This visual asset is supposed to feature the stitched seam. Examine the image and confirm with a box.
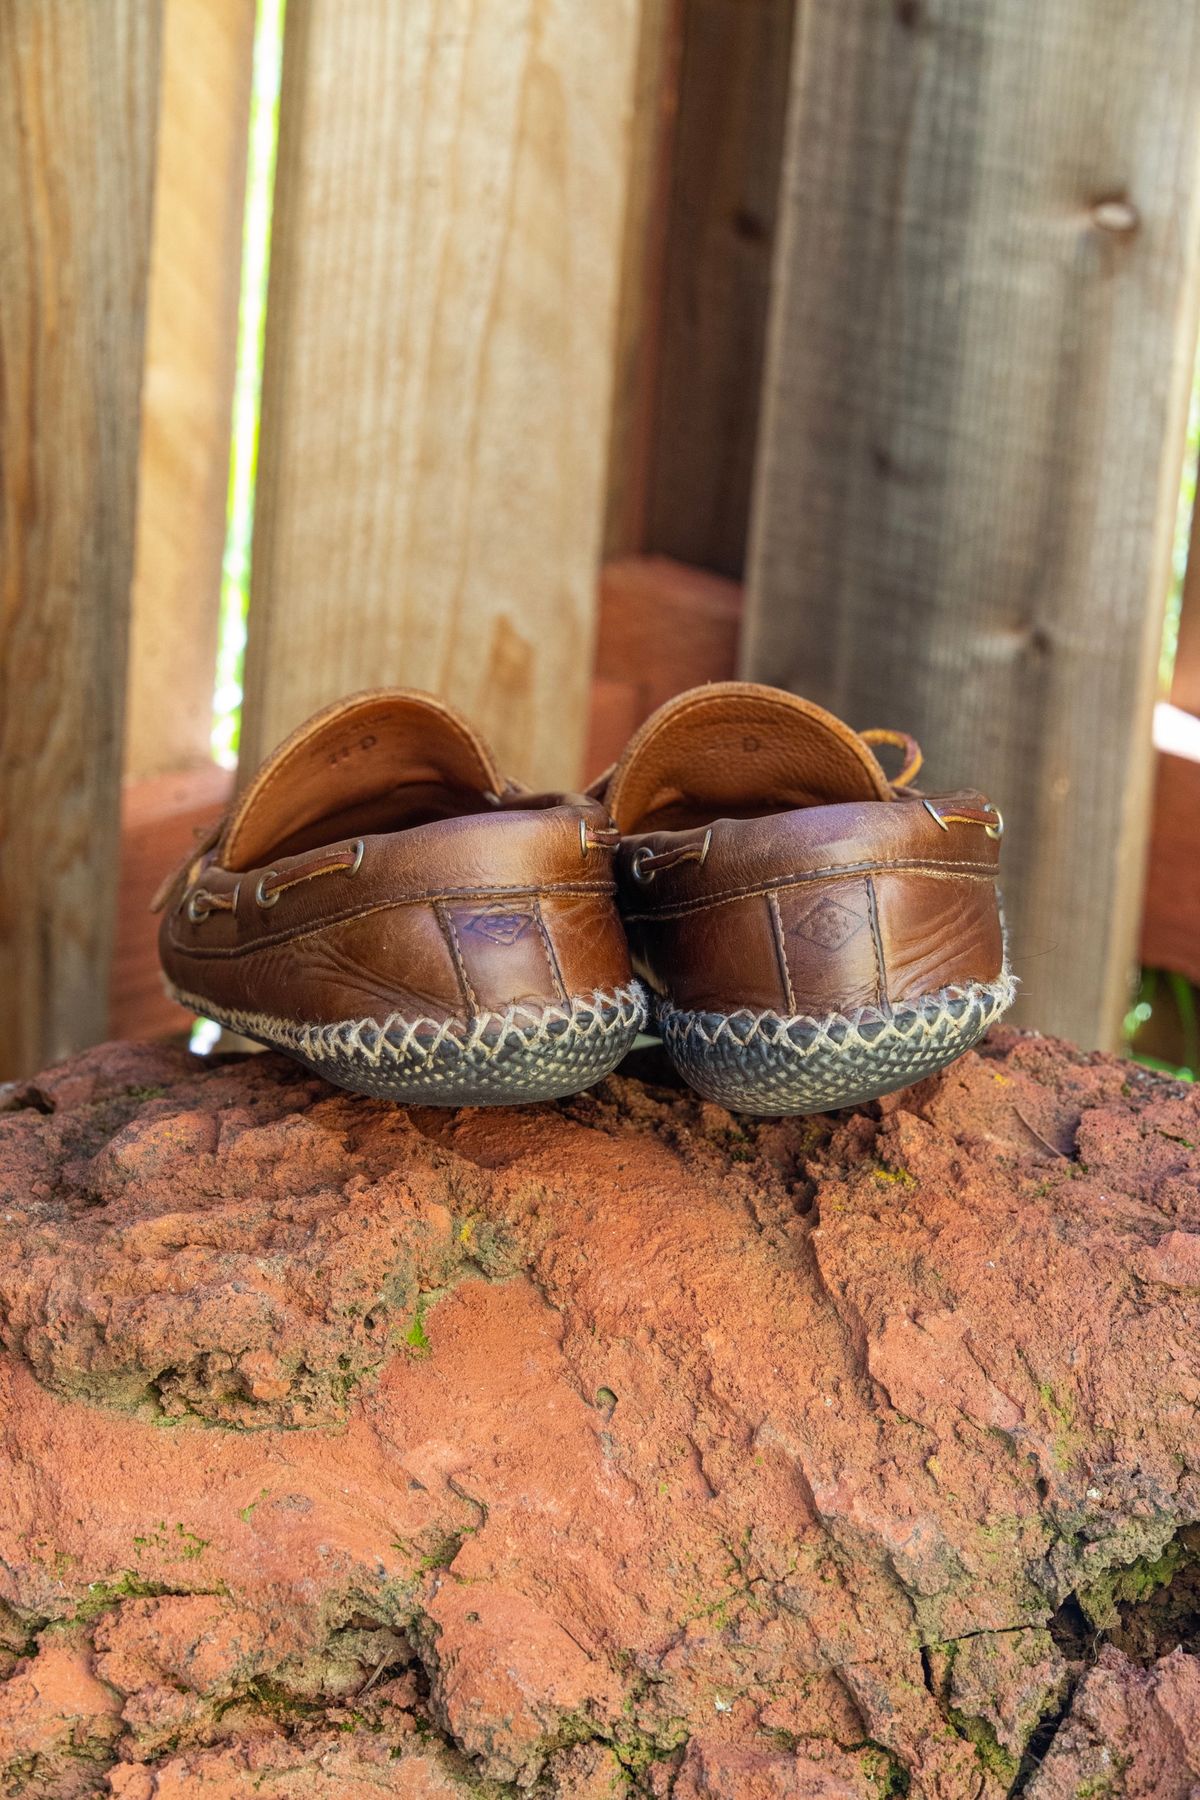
[437,903,479,1018]
[657,967,1016,1052]
[865,875,889,1013]
[532,898,568,1003]
[166,982,648,1065]
[167,883,615,960]
[261,850,359,899]
[622,861,996,921]
[767,892,796,1014]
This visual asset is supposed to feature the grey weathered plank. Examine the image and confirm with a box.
[0,2,163,1078]
[601,0,681,561]
[240,0,646,791]
[744,0,1200,1048]
[644,0,794,577]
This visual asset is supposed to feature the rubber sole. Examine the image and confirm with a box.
[657,970,1016,1115]
[168,981,648,1106]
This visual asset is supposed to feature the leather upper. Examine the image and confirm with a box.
[159,681,1007,1041]
[602,682,1006,1019]
[157,690,632,1029]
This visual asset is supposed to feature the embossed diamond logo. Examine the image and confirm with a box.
[792,896,864,950]
[467,912,533,945]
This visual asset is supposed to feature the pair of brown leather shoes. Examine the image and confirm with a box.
[155,685,1012,1115]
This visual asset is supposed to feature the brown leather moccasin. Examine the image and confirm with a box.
[600,681,1014,1115]
[155,690,647,1105]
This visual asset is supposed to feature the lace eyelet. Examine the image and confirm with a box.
[631,846,656,884]
[185,888,214,923]
[254,872,281,909]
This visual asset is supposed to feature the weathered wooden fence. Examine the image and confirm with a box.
[2,0,1199,1082]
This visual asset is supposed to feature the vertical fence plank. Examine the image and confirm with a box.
[744,0,1200,1049]
[112,0,253,1047]
[0,2,163,1080]
[643,0,794,578]
[240,0,646,791]
[601,0,681,561]
[124,0,256,781]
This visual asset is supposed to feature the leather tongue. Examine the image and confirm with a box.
[605,682,893,833]
[222,689,506,870]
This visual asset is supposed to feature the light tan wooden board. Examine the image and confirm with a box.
[744,0,1200,1048]
[241,0,646,791]
[0,2,163,1079]
[124,0,256,780]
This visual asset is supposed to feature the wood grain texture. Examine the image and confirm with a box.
[241,0,644,791]
[0,1,163,1079]
[644,0,793,577]
[744,0,1200,1049]
[124,0,255,779]
[601,0,681,560]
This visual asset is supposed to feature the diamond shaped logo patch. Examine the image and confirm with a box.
[466,911,533,946]
[791,895,864,950]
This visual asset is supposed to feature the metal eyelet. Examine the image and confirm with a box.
[346,837,365,875]
[630,846,657,884]
[185,888,214,923]
[984,804,1004,841]
[254,871,281,909]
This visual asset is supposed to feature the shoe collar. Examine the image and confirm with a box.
[597,681,917,835]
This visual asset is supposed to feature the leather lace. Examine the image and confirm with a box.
[861,728,923,788]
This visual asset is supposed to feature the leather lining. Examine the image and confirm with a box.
[223,689,506,871]
[604,682,893,832]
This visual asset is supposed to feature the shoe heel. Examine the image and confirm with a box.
[656,972,1015,1115]
[167,981,648,1106]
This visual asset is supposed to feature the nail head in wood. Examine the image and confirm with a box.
[1091,196,1140,235]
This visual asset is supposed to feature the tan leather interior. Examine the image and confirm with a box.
[223,689,507,871]
[604,682,894,833]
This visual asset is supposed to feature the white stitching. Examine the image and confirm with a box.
[167,982,648,1067]
[658,968,1016,1053]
